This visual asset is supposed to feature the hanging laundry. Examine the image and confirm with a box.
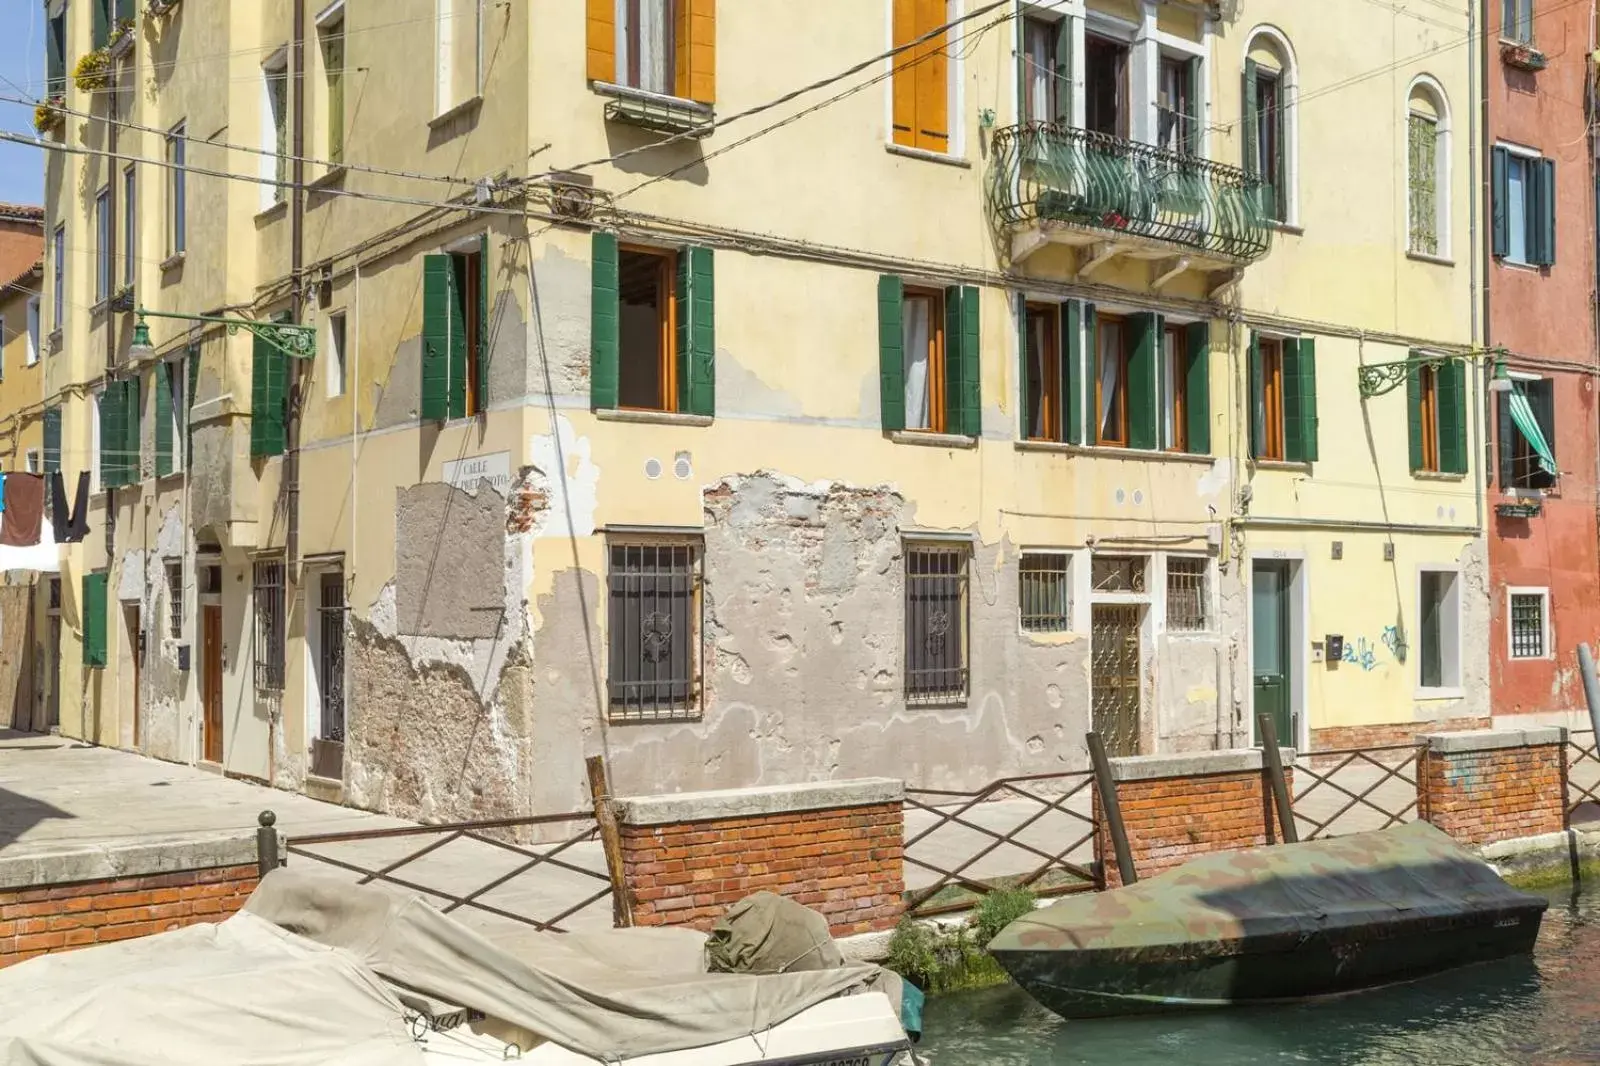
[0,473,44,547]
[0,471,7,513]
[50,472,90,544]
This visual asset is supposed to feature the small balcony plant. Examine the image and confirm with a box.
[1501,41,1547,72]
[73,49,112,93]
[108,17,136,57]
[33,96,65,134]
[147,0,178,15]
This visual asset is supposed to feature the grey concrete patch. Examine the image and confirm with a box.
[1422,726,1568,753]
[1110,748,1281,782]
[394,481,504,640]
[372,336,424,431]
[616,778,904,826]
[716,346,803,420]
[0,832,260,890]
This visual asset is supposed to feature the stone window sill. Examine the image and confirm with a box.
[255,199,289,224]
[885,143,971,169]
[1252,459,1313,472]
[160,251,186,272]
[1273,221,1305,236]
[429,95,483,129]
[594,407,713,428]
[1407,250,1454,267]
[889,429,977,449]
[1015,440,1214,464]
[308,165,347,191]
[1415,686,1466,701]
[1412,470,1467,482]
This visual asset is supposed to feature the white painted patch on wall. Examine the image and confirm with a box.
[530,415,599,540]
[1196,457,1232,498]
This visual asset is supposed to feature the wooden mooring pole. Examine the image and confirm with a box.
[1087,732,1137,886]
[1257,714,1299,844]
[586,755,634,928]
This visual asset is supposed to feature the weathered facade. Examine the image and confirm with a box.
[30,0,1494,818]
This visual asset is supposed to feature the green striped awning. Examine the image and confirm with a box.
[1509,388,1557,476]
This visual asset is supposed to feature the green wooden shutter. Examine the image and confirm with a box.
[475,234,489,414]
[1084,303,1099,443]
[878,275,905,432]
[115,0,133,22]
[1062,300,1081,445]
[1127,312,1159,450]
[446,257,468,421]
[1242,59,1259,177]
[1498,390,1515,486]
[92,0,109,50]
[249,333,285,457]
[1053,17,1073,126]
[675,246,715,417]
[590,233,620,411]
[1283,338,1319,462]
[185,345,200,467]
[1015,295,1028,436]
[125,373,141,482]
[1405,353,1425,472]
[83,572,108,668]
[327,30,346,165]
[1533,380,1556,469]
[47,15,65,95]
[100,383,125,487]
[421,253,452,420]
[1438,357,1467,475]
[1184,57,1201,155]
[1534,158,1557,266]
[1248,331,1264,458]
[43,405,61,475]
[155,361,173,477]
[1184,320,1210,454]
[1491,147,1509,259]
[943,285,980,437]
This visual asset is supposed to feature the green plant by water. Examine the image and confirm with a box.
[886,888,1037,994]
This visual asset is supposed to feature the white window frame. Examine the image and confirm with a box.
[164,352,185,475]
[1242,24,1300,229]
[94,187,111,303]
[260,48,290,211]
[436,0,484,116]
[51,225,64,334]
[165,121,186,258]
[25,297,39,366]
[1017,549,1073,634]
[1162,553,1214,634]
[1406,75,1452,262]
[1495,139,1543,267]
[1415,565,1463,697]
[326,310,347,398]
[1507,585,1553,661]
[24,449,39,474]
[883,0,965,161]
[1501,0,1534,44]
[90,387,102,493]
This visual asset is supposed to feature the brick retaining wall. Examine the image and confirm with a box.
[616,779,904,935]
[1312,716,1491,752]
[1416,727,1567,846]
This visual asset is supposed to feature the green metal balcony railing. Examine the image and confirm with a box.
[987,123,1275,263]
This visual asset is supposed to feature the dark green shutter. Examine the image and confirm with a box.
[1084,304,1099,443]
[43,405,61,475]
[1438,357,1467,475]
[82,572,108,668]
[421,254,452,420]
[1533,158,1556,266]
[1498,390,1515,486]
[878,275,905,431]
[1242,59,1259,177]
[1283,338,1318,462]
[475,233,489,414]
[1015,295,1029,436]
[1184,57,1201,155]
[1491,147,1509,259]
[1248,331,1264,458]
[124,376,141,482]
[249,333,285,457]
[1127,312,1159,450]
[1062,300,1081,444]
[944,285,980,437]
[47,14,65,96]
[1184,320,1210,454]
[446,257,468,421]
[100,383,125,487]
[92,0,109,50]
[1405,353,1425,472]
[155,361,173,477]
[590,233,619,411]
[1533,380,1556,468]
[115,0,133,22]
[185,345,200,467]
[676,246,715,417]
[1053,17,1073,126]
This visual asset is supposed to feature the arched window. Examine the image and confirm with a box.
[1407,77,1451,259]
[1243,27,1298,227]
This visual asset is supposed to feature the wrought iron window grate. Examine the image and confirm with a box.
[165,560,182,638]
[1019,553,1070,633]
[1165,557,1208,631]
[253,558,285,692]
[319,570,346,742]
[1408,113,1438,256]
[1091,555,1146,593]
[905,543,969,705]
[1510,593,1545,659]
[608,541,701,722]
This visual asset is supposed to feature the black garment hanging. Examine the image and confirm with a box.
[50,472,90,543]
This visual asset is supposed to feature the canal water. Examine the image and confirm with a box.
[920,881,1600,1065]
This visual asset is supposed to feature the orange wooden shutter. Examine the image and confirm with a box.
[891,0,917,146]
[687,0,716,104]
[913,0,948,152]
[586,0,615,83]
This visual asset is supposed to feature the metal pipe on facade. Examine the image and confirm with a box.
[287,0,307,573]
[1579,644,1600,737]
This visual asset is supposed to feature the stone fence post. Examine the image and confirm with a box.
[1416,727,1568,846]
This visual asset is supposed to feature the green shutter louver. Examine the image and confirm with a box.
[476,234,489,415]
[1062,300,1081,445]
[675,245,715,417]
[1015,295,1028,437]
[250,332,286,457]
[1242,59,1259,178]
[43,405,61,476]
[1406,353,1425,472]
[125,376,141,482]
[943,285,980,437]
[1053,17,1073,126]
[155,361,173,477]
[1438,356,1467,475]
[99,383,126,488]
[1184,57,1201,155]
[590,233,620,412]
[1533,158,1557,266]
[185,346,200,467]
[1084,304,1099,443]
[1184,320,1210,454]
[445,258,468,421]
[1497,391,1515,486]
[421,253,452,420]
[878,275,905,432]
[46,15,65,96]
[92,0,109,50]
[1283,338,1318,463]
[1127,312,1159,450]
[1491,147,1509,259]
[83,571,108,668]
[1248,331,1264,458]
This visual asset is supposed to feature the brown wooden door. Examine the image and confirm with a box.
[202,604,223,763]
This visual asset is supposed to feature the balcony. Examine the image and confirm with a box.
[987,123,1275,274]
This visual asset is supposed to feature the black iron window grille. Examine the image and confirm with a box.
[905,542,970,705]
[318,570,346,743]
[1091,555,1147,593]
[253,558,285,692]
[607,539,702,722]
[1166,557,1208,631]
[1510,592,1546,659]
[1019,553,1070,633]
[165,559,182,638]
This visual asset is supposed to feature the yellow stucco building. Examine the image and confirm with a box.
[32,0,1487,817]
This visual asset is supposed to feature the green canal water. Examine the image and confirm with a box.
[919,882,1600,1065]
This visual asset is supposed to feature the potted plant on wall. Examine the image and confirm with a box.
[108,17,135,58]
[73,49,112,93]
[1501,41,1547,71]
[33,95,65,135]
[147,0,179,14]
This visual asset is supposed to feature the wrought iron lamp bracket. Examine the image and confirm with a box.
[1357,357,1452,399]
[134,307,317,361]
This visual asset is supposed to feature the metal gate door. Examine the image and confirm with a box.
[1091,604,1142,757]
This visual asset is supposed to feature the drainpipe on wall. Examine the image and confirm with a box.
[1467,0,1483,539]
[1479,0,1494,500]
[287,0,306,574]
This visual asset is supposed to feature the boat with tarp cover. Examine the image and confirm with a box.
[988,820,1547,1019]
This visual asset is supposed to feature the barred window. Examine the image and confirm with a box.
[607,539,702,722]
[1091,555,1147,593]
[905,542,969,705]
[1019,553,1070,633]
[1509,591,1547,659]
[1166,557,1209,631]
[165,559,183,639]
[1408,112,1439,256]
[253,558,285,692]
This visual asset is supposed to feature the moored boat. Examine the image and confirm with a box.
[988,820,1547,1019]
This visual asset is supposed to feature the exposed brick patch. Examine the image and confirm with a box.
[1313,717,1491,753]
[0,864,258,968]
[1095,769,1287,888]
[1418,743,1566,846]
[619,803,904,935]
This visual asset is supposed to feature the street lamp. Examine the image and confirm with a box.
[127,307,317,362]
[1488,357,1513,393]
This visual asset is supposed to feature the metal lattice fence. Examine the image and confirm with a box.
[1567,730,1600,819]
[1291,744,1421,841]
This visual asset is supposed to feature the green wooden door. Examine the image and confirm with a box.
[1252,561,1292,747]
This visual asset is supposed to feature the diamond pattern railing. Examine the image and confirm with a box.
[1291,744,1422,841]
[1566,730,1600,819]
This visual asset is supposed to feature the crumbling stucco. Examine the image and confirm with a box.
[394,482,505,640]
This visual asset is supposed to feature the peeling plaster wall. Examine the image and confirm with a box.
[1156,565,1248,753]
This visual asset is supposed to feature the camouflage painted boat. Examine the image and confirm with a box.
[988,820,1546,1019]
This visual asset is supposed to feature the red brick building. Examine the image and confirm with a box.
[1484,0,1600,718]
